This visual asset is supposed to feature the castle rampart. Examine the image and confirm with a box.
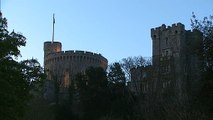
[44,41,62,57]
[44,50,108,70]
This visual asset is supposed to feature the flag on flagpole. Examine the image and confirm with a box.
[53,14,55,24]
[52,14,55,42]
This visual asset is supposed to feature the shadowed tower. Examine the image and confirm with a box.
[151,23,203,99]
[43,14,108,100]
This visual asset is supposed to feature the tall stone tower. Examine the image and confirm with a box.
[151,23,203,98]
[43,41,63,83]
[43,15,108,101]
[43,41,108,87]
[43,40,108,100]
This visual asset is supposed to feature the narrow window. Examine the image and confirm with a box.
[166,51,168,56]
[166,37,168,46]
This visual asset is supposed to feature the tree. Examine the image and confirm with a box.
[75,67,110,120]
[190,13,213,119]
[107,62,135,120]
[0,12,45,120]
[108,62,126,85]
[120,56,151,81]
[191,13,213,71]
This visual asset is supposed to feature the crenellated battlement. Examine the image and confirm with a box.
[151,22,185,38]
[44,41,62,57]
[44,49,108,68]
[45,50,104,58]
[43,39,108,71]
[64,50,101,56]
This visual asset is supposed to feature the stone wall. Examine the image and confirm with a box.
[130,23,202,99]
[43,41,108,89]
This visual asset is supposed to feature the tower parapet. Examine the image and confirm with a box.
[151,23,186,64]
[44,41,62,57]
[44,50,108,69]
[151,22,185,39]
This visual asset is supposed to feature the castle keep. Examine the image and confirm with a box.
[131,23,202,98]
[43,41,108,88]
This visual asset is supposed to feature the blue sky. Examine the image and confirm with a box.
[2,0,213,65]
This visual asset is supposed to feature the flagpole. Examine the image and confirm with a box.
[52,14,55,43]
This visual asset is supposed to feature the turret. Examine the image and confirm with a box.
[44,41,62,57]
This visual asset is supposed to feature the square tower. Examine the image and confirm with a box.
[151,23,203,98]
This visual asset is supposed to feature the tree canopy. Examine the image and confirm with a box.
[108,62,126,85]
[0,12,45,120]
[191,13,213,119]
[191,13,213,71]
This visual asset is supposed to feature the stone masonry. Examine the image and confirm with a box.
[43,41,108,100]
[131,23,203,99]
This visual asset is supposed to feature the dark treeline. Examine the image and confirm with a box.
[0,12,45,120]
[53,64,137,120]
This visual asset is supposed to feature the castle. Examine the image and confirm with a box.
[43,41,108,99]
[130,23,203,99]
[129,22,205,119]
[43,22,203,104]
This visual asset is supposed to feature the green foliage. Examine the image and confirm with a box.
[0,59,29,120]
[108,84,135,120]
[108,62,135,120]
[73,66,135,120]
[108,62,126,85]
[120,56,151,80]
[191,13,213,71]
[20,59,46,93]
[0,12,45,120]
[75,67,110,120]
[191,13,213,119]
